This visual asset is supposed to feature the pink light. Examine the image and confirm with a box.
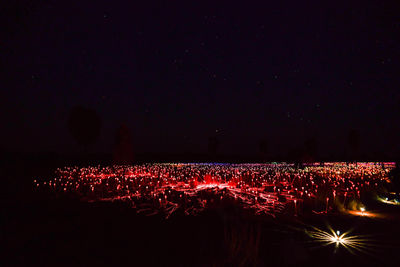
[35,163,391,218]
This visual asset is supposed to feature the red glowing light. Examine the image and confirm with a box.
[35,163,392,218]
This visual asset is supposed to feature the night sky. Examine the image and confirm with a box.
[2,1,400,159]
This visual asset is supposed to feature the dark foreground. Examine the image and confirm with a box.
[3,161,400,266]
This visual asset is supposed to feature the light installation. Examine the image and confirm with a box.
[34,162,392,218]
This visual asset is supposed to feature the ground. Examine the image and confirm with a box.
[3,160,400,266]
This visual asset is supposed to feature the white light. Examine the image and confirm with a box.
[331,235,342,243]
[360,207,365,212]
[336,230,340,236]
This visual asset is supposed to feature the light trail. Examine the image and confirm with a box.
[377,196,400,205]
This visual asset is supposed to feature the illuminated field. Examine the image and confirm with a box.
[35,162,394,218]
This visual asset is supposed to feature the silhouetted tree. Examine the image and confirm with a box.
[259,139,268,160]
[288,147,304,168]
[386,161,400,196]
[113,124,134,164]
[67,106,102,151]
[347,129,360,161]
[259,139,268,154]
[303,136,318,162]
[208,136,220,157]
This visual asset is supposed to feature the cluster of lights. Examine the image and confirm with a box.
[34,163,392,218]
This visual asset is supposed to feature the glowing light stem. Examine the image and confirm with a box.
[326,197,329,213]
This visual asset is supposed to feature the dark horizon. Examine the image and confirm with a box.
[4,150,398,165]
[2,1,400,162]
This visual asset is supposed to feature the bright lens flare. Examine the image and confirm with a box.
[306,226,374,255]
[330,234,343,244]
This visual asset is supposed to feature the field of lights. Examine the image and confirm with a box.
[34,162,396,218]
